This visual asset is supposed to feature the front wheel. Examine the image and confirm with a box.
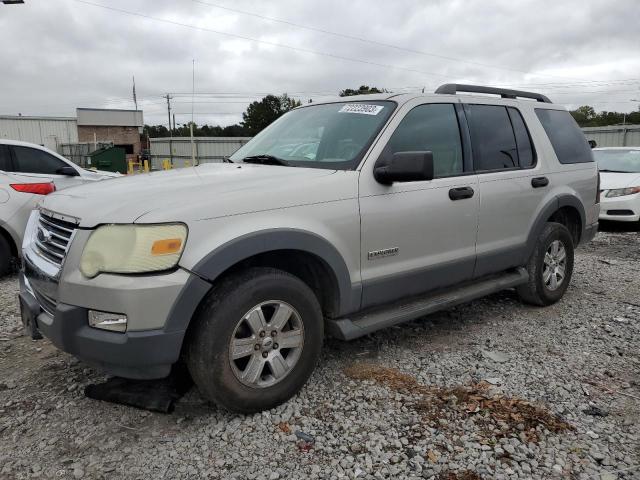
[517,222,575,306]
[186,267,323,413]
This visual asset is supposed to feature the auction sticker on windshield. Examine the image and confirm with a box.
[339,104,384,115]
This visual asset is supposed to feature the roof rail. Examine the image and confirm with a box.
[434,83,552,103]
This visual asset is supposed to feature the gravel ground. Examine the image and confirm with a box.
[1,227,639,480]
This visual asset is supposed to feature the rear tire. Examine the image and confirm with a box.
[517,222,574,306]
[0,235,12,277]
[186,267,323,413]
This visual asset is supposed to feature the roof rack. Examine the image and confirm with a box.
[434,83,552,103]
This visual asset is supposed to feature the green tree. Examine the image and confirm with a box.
[241,94,302,135]
[570,105,640,127]
[339,85,385,97]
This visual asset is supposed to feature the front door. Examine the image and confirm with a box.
[359,101,479,309]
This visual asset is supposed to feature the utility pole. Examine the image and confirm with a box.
[191,58,196,166]
[166,94,173,165]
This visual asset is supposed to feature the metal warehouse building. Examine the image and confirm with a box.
[582,124,640,147]
[0,109,144,161]
[0,115,78,150]
[150,137,251,168]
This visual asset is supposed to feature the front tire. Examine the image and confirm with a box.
[186,267,323,413]
[517,222,574,306]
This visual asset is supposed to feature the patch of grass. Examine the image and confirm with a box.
[344,363,573,442]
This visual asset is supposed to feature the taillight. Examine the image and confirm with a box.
[596,170,601,204]
[10,183,56,195]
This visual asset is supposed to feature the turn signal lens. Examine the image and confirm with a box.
[151,238,183,256]
[10,183,55,195]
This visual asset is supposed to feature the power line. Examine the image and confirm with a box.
[72,0,454,80]
[191,0,589,82]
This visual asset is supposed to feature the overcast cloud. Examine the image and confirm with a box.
[1,0,639,127]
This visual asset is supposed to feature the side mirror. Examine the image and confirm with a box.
[56,166,79,177]
[374,151,434,185]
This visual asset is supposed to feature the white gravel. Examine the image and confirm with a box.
[0,228,639,480]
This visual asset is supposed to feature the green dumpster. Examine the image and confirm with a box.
[87,147,127,174]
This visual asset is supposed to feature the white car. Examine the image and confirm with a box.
[593,147,640,223]
[0,139,119,190]
[0,171,55,275]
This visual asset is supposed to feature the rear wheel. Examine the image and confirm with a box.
[0,235,12,277]
[517,222,574,306]
[186,267,323,413]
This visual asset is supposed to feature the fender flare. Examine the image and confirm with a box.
[524,194,585,261]
[164,229,358,333]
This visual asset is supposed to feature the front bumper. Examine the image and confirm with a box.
[598,194,640,222]
[19,277,184,379]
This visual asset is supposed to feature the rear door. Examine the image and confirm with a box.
[9,145,83,190]
[463,102,549,277]
[359,100,479,308]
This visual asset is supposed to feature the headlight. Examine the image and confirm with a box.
[80,224,187,278]
[606,186,640,198]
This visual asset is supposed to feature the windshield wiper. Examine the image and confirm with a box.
[599,169,629,173]
[242,154,290,166]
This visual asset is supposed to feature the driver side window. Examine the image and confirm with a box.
[11,146,68,175]
[385,103,463,178]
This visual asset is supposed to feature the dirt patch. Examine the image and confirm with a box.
[344,363,573,442]
[438,471,483,480]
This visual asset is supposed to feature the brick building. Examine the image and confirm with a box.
[76,108,144,159]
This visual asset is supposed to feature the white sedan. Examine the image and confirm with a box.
[0,139,119,190]
[0,171,55,276]
[594,147,640,223]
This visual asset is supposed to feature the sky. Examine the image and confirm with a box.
[1,0,639,127]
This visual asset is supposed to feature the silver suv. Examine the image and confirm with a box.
[19,84,599,413]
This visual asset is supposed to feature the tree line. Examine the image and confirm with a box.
[142,86,639,138]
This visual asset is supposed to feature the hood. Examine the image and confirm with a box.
[40,163,356,227]
[599,171,640,190]
[82,169,122,180]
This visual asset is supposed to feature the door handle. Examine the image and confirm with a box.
[449,186,474,201]
[531,176,549,188]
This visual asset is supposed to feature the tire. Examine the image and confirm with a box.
[186,267,323,413]
[0,235,12,277]
[517,222,574,306]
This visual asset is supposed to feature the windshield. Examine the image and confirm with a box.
[594,149,640,173]
[230,101,396,169]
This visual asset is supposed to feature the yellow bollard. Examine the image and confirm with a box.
[127,160,134,175]
[143,160,150,173]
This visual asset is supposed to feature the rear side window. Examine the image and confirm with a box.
[465,104,518,171]
[385,103,463,178]
[507,107,536,168]
[11,146,67,174]
[0,145,11,171]
[535,109,593,164]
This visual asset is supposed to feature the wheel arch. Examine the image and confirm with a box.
[525,195,585,261]
[164,229,359,335]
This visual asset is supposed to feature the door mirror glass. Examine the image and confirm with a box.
[374,151,434,184]
[56,165,80,176]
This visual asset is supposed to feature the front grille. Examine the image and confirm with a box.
[32,286,57,316]
[34,212,78,267]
